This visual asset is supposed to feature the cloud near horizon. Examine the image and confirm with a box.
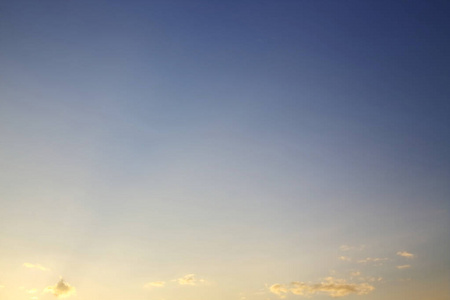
[270,277,374,298]
[397,251,414,258]
[44,279,76,298]
[23,263,50,271]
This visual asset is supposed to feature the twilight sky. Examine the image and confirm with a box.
[0,1,449,300]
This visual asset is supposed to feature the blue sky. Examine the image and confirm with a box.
[1,1,449,300]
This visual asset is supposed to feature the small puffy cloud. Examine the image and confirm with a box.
[339,245,365,252]
[44,279,76,298]
[23,263,50,272]
[339,256,351,262]
[270,277,374,298]
[350,271,361,277]
[28,289,38,294]
[144,281,165,288]
[396,265,411,269]
[397,251,414,258]
[177,274,204,286]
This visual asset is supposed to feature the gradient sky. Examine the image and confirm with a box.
[1,1,449,300]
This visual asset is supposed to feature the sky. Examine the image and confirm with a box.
[0,0,449,299]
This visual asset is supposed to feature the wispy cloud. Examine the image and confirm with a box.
[44,279,76,298]
[144,281,165,288]
[348,271,382,283]
[339,256,352,262]
[350,271,361,277]
[397,251,414,258]
[27,289,38,294]
[367,277,383,282]
[396,265,411,269]
[23,263,50,272]
[0,285,4,289]
[357,257,388,264]
[269,277,374,298]
[177,274,204,286]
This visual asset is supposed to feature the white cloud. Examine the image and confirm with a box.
[44,279,76,298]
[144,281,165,288]
[397,251,414,258]
[396,265,411,269]
[270,277,374,298]
[23,263,50,272]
